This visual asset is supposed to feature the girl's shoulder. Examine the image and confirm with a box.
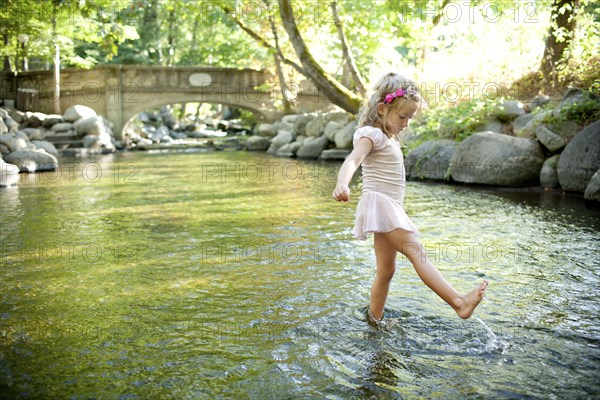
[353,125,387,151]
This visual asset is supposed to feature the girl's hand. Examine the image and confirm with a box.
[332,183,350,202]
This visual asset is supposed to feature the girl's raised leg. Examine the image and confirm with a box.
[370,232,398,320]
[380,228,488,319]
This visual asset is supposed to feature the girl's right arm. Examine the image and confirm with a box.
[332,137,373,202]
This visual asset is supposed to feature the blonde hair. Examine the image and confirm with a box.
[357,73,424,137]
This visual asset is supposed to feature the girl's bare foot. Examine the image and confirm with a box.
[455,280,489,319]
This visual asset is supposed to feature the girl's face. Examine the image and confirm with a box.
[378,100,420,135]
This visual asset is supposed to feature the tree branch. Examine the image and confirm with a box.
[330,1,366,96]
[278,0,362,113]
[219,4,305,76]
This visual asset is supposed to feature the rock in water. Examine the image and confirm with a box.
[73,116,106,137]
[557,121,600,192]
[297,136,328,159]
[450,131,544,186]
[540,155,560,188]
[0,158,20,187]
[63,105,97,122]
[405,139,457,180]
[334,121,357,150]
[245,135,271,151]
[584,169,600,201]
[4,149,59,172]
[319,149,350,160]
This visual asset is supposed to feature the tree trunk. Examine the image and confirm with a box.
[190,15,200,58]
[142,0,161,64]
[274,54,292,112]
[278,0,362,114]
[52,4,61,114]
[3,34,10,71]
[330,1,366,96]
[166,4,177,67]
[541,0,579,83]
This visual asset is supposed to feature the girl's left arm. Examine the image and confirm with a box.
[332,137,373,202]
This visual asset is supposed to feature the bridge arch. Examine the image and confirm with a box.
[3,65,328,139]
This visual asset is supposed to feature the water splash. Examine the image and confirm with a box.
[475,317,511,354]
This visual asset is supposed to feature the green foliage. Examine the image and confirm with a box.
[542,97,600,127]
[411,99,500,143]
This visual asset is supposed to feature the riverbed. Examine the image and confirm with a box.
[1,150,599,398]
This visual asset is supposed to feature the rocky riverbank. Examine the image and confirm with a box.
[2,89,598,201]
[247,88,599,201]
[0,105,119,186]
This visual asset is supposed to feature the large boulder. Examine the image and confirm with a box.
[478,118,503,133]
[534,125,566,153]
[324,111,352,125]
[548,88,598,140]
[406,139,457,180]
[334,121,357,150]
[540,154,560,188]
[4,149,58,172]
[270,130,294,149]
[319,149,350,160]
[584,169,600,201]
[450,131,545,186]
[0,158,20,187]
[9,109,26,123]
[275,141,302,158]
[51,122,74,132]
[281,114,299,125]
[557,121,600,192]
[293,113,315,136]
[148,125,169,142]
[63,105,97,122]
[3,116,18,133]
[305,114,326,137]
[256,123,277,137]
[554,88,595,115]
[0,119,7,135]
[25,112,47,128]
[511,113,535,135]
[245,135,271,151]
[517,111,548,139]
[274,119,294,133]
[324,121,342,141]
[31,140,59,158]
[21,128,46,141]
[0,133,28,152]
[74,116,106,136]
[496,100,525,121]
[296,136,328,159]
[42,114,63,128]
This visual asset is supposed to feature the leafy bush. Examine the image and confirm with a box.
[411,99,500,143]
[542,98,600,127]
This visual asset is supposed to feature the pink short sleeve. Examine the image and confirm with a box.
[353,126,387,152]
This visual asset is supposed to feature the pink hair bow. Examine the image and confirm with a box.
[384,89,405,104]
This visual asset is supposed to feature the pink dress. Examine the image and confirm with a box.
[352,126,421,240]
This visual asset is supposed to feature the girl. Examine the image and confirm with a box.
[332,73,488,323]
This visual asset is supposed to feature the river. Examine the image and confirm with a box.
[1,150,599,398]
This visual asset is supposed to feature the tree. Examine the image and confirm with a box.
[277,0,362,113]
[330,1,366,96]
[541,0,581,83]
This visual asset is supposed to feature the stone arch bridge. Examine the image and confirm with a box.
[1,65,327,139]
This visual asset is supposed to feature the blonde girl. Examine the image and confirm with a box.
[332,73,488,323]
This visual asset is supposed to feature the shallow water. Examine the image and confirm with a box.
[1,150,599,399]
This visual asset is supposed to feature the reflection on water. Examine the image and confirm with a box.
[1,150,599,398]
